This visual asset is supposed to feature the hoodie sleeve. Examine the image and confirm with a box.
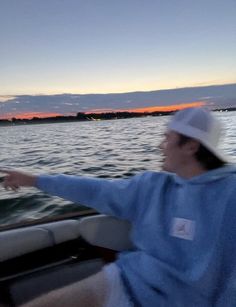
[36,173,148,221]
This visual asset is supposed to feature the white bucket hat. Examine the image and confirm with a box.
[168,107,228,162]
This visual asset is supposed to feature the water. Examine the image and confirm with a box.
[0,112,236,227]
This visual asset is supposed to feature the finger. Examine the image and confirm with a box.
[3,184,10,191]
[11,185,20,192]
[3,182,19,191]
[3,178,13,188]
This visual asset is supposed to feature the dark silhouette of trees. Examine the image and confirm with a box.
[0,108,235,126]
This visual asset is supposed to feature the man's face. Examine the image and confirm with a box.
[159,130,189,173]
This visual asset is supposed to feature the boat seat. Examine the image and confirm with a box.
[0,219,80,262]
[0,215,133,305]
[0,227,52,262]
[78,214,133,251]
[0,215,132,262]
[35,219,80,244]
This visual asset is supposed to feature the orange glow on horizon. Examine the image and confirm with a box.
[126,101,205,113]
[0,101,205,120]
[85,101,206,114]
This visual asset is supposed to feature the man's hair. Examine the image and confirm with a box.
[178,134,226,170]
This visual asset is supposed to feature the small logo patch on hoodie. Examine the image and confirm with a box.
[170,217,195,240]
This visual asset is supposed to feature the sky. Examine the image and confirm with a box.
[0,0,236,97]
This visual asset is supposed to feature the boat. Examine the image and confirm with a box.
[0,211,132,306]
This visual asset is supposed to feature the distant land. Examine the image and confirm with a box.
[0,83,236,121]
[0,107,235,127]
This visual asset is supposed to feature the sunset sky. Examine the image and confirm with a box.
[85,101,206,115]
[0,102,205,119]
[0,0,236,98]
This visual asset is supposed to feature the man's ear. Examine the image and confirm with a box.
[184,140,200,156]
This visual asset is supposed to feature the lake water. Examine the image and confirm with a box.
[0,112,236,227]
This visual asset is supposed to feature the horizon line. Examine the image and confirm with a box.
[0,102,206,120]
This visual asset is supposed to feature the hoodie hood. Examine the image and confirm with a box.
[173,164,236,185]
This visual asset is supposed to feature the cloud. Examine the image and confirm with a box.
[0,96,17,103]
[0,84,235,119]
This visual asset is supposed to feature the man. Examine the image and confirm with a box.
[1,107,236,307]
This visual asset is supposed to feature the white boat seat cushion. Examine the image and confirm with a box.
[0,215,132,262]
[0,219,80,262]
[78,215,133,251]
[0,227,52,262]
[36,219,80,244]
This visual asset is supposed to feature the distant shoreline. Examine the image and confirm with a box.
[0,107,235,126]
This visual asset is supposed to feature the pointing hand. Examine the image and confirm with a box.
[0,169,37,191]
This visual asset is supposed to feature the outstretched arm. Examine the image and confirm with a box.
[0,169,37,191]
[0,169,152,221]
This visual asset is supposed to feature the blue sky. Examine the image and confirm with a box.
[0,0,236,95]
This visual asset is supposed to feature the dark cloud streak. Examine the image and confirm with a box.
[0,84,235,118]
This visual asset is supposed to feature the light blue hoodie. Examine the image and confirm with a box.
[36,165,236,306]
